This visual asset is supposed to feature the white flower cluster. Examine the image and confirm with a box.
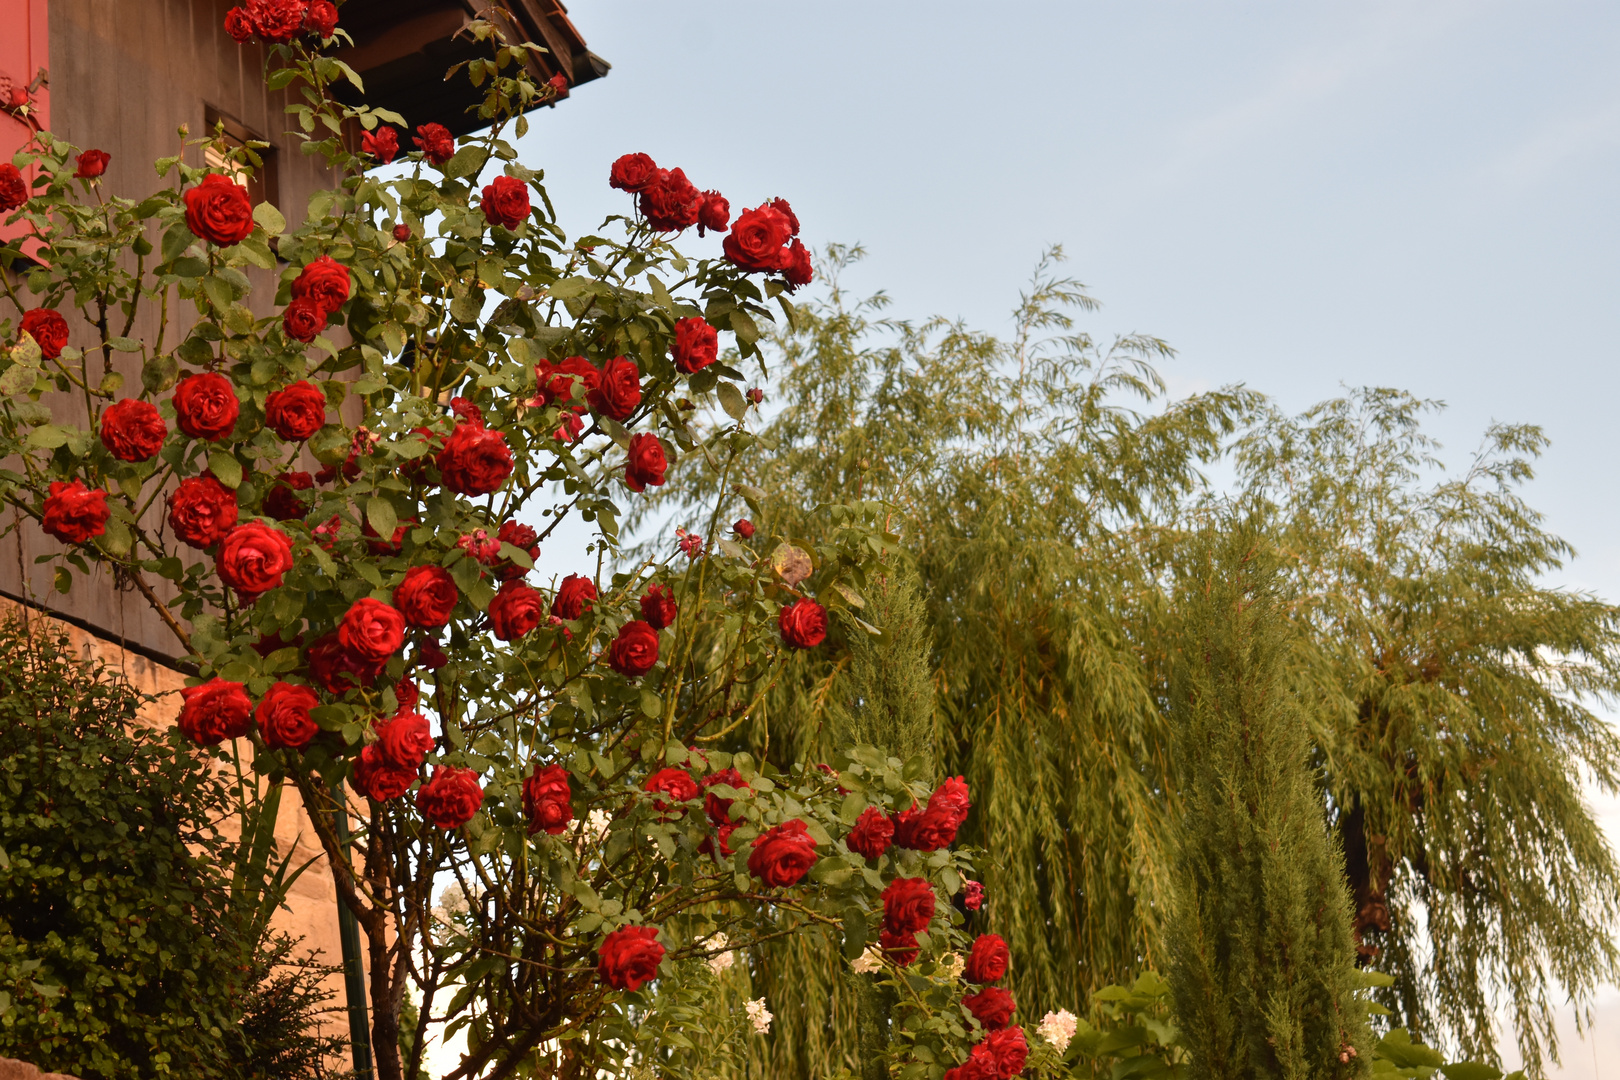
[706,933,734,974]
[746,997,773,1034]
[850,946,883,974]
[938,952,965,980]
[1037,1009,1079,1052]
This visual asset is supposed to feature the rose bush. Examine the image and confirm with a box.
[0,13,1030,1080]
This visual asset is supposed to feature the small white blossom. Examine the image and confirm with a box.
[746,997,773,1034]
[1037,1009,1079,1052]
[938,952,964,980]
[850,946,883,974]
[586,808,611,840]
[706,933,734,974]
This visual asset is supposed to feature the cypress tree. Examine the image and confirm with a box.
[1164,529,1369,1080]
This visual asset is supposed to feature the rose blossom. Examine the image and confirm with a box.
[184,173,254,245]
[846,806,894,860]
[523,762,573,835]
[172,372,239,441]
[722,204,793,272]
[488,580,544,641]
[437,423,514,496]
[624,433,668,494]
[167,475,238,548]
[264,471,313,520]
[608,620,659,677]
[394,564,458,627]
[42,481,109,545]
[413,123,455,166]
[942,1050,998,1080]
[597,925,664,991]
[701,767,750,827]
[256,681,320,750]
[671,316,718,374]
[350,743,417,802]
[99,399,167,462]
[416,766,484,828]
[481,175,531,229]
[246,0,306,42]
[643,768,698,820]
[495,521,539,580]
[963,987,1016,1031]
[551,574,597,619]
[768,197,801,236]
[638,584,678,630]
[535,355,599,406]
[282,298,325,343]
[340,598,406,661]
[377,709,433,769]
[548,73,570,98]
[586,355,641,421]
[224,7,255,42]
[980,1026,1028,1078]
[747,818,819,887]
[608,152,660,194]
[697,191,730,235]
[178,678,254,745]
[363,126,399,164]
[457,529,501,565]
[0,164,27,211]
[639,167,701,231]
[962,880,986,911]
[964,933,1009,985]
[18,309,68,360]
[304,0,338,37]
[215,521,293,598]
[778,598,827,649]
[265,380,327,441]
[879,929,920,968]
[75,149,110,179]
[882,877,936,935]
[291,255,351,315]
[733,518,756,539]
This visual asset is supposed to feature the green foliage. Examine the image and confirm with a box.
[1163,527,1368,1080]
[0,618,339,1079]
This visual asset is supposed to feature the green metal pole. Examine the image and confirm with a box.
[333,786,374,1080]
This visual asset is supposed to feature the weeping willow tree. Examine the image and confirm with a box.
[632,245,1620,1074]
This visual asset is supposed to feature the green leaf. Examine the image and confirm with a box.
[208,450,242,490]
[141,354,180,393]
[444,146,486,180]
[161,222,193,264]
[716,380,747,422]
[730,309,759,345]
[365,496,397,541]
[0,360,39,397]
[98,371,125,396]
[26,425,70,449]
[251,203,286,239]
[647,274,673,313]
[1440,1066,1502,1080]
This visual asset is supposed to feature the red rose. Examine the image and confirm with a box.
[879,928,920,967]
[307,632,384,694]
[625,433,667,494]
[19,309,68,361]
[678,530,703,559]
[554,410,585,443]
[224,7,255,42]
[377,709,433,769]
[340,598,406,661]
[264,470,313,520]
[747,818,819,887]
[523,762,573,835]
[413,123,455,166]
[172,372,240,441]
[457,529,500,564]
[733,518,755,539]
[586,355,641,421]
[495,521,539,580]
[643,768,698,820]
[552,574,597,620]
[178,678,254,746]
[962,880,985,911]
[701,820,740,858]
[416,766,484,828]
[282,298,325,343]
[701,767,750,826]
[0,163,26,211]
[252,630,303,658]
[746,387,764,405]
[216,521,293,597]
[722,205,792,272]
[964,934,1009,985]
[363,126,399,164]
[608,620,660,678]
[256,681,320,750]
[639,167,701,231]
[304,0,338,37]
[42,480,109,545]
[450,396,484,427]
[247,0,306,42]
[350,743,417,802]
[597,925,664,991]
[488,580,544,641]
[167,475,239,548]
[291,255,351,315]
[395,678,419,710]
[768,198,801,236]
[639,584,678,630]
[846,806,894,860]
[364,518,411,555]
[882,877,936,935]
[394,565,458,627]
[481,175,531,229]
[928,775,972,830]
[74,150,110,179]
[672,317,718,374]
[535,355,600,406]
[943,1051,999,1080]
[184,173,254,245]
[979,1026,1028,1079]
[608,153,660,193]
[782,238,813,291]
[418,640,449,669]
[99,399,167,461]
[697,191,730,235]
[437,423,514,496]
[779,598,827,649]
[963,987,1016,1031]
[548,73,570,98]
[265,380,327,441]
